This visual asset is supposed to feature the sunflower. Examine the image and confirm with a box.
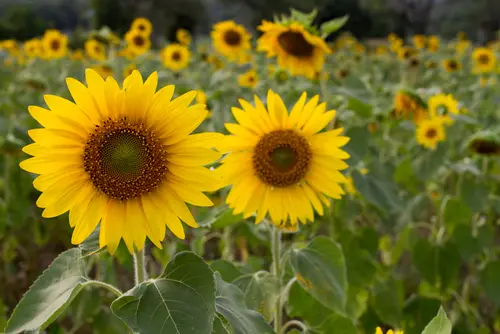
[412,35,427,49]
[130,17,153,36]
[118,47,138,60]
[416,117,446,150]
[442,58,461,72]
[24,38,42,58]
[393,91,427,124]
[238,70,258,88]
[397,46,416,61]
[90,64,113,79]
[467,132,500,156]
[257,21,331,79]
[211,20,251,62]
[375,328,403,334]
[70,49,85,61]
[216,90,350,227]
[19,69,221,254]
[455,40,471,55]
[206,54,224,69]
[42,29,68,59]
[85,39,106,61]
[123,63,137,78]
[176,28,192,46]
[428,93,459,124]
[427,35,440,52]
[472,47,497,73]
[125,30,151,56]
[0,39,18,54]
[375,45,388,55]
[161,44,190,71]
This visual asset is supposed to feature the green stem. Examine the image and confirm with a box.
[222,224,235,261]
[280,319,308,334]
[133,247,147,284]
[271,225,282,333]
[83,280,122,297]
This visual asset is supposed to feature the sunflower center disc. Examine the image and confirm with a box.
[133,35,145,47]
[470,140,500,155]
[172,51,181,61]
[426,128,437,139]
[223,30,242,46]
[277,31,314,58]
[83,118,168,200]
[252,130,311,187]
[478,54,490,64]
[50,39,61,51]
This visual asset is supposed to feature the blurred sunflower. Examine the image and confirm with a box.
[123,63,137,78]
[397,46,416,61]
[125,30,151,55]
[375,328,403,334]
[70,49,85,61]
[130,17,152,36]
[257,21,331,79]
[217,90,350,227]
[375,45,388,55]
[416,117,446,150]
[206,54,224,69]
[472,48,497,73]
[455,40,471,55]
[0,39,18,54]
[19,69,221,254]
[427,35,440,52]
[118,47,138,60]
[467,131,500,156]
[393,91,427,124]
[42,29,68,59]
[412,35,427,49]
[442,58,461,72]
[428,93,459,124]
[91,64,113,79]
[161,44,190,71]
[211,20,251,62]
[176,28,192,46]
[238,69,258,88]
[85,39,106,61]
[23,38,42,58]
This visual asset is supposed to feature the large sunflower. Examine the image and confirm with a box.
[42,29,68,59]
[85,39,106,61]
[217,90,350,228]
[257,21,331,79]
[125,30,151,56]
[416,117,446,150]
[472,47,497,73]
[211,20,251,62]
[161,44,190,71]
[19,69,221,254]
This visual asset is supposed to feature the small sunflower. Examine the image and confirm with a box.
[91,64,113,79]
[238,70,258,88]
[467,131,500,156]
[118,47,138,60]
[130,17,153,36]
[20,69,221,254]
[42,29,68,59]
[206,54,224,69]
[85,39,106,61]
[257,21,331,79]
[125,30,151,56]
[427,35,440,52]
[428,93,459,124]
[442,58,462,72]
[472,48,497,73]
[123,63,137,78]
[211,20,251,62]
[393,91,427,124]
[375,45,389,55]
[70,49,85,61]
[161,43,190,71]
[455,40,471,55]
[412,35,427,49]
[217,90,350,227]
[375,328,404,334]
[0,39,18,54]
[176,28,192,46]
[416,117,446,150]
[397,46,416,61]
[24,38,42,58]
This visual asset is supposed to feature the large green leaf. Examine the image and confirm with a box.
[352,170,403,213]
[371,278,403,327]
[289,236,347,314]
[210,259,243,282]
[5,248,87,334]
[421,307,452,334]
[480,260,500,306]
[412,144,446,181]
[214,273,275,334]
[317,314,357,334]
[111,251,216,334]
[344,126,370,164]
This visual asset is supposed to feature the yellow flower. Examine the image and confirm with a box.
[206,54,224,69]
[442,58,461,72]
[412,35,427,49]
[161,43,190,71]
[123,63,137,78]
[428,35,440,52]
[125,30,151,56]
[397,46,416,61]
[375,45,389,55]
[238,70,258,88]
[455,40,471,55]
[91,64,113,79]
[216,90,350,227]
[0,39,18,54]
[211,20,251,62]
[176,28,192,45]
[42,29,68,59]
[19,70,221,254]
[393,91,426,124]
[118,47,138,60]
[85,39,106,61]
[472,48,497,74]
[428,93,459,124]
[375,327,404,334]
[416,117,446,150]
[24,38,42,58]
[257,21,331,79]
[130,17,153,36]
[70,49,85,61]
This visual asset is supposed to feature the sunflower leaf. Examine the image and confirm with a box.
[421,307,452,334]
[5,248,87,334]
[320,15,349,38]
[111,251,216,334]
[290,8,318,26]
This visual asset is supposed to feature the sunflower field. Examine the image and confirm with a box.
[1,8,500,334]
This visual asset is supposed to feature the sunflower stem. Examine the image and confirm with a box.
[133,247,147,285]
[271,224,282,333]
